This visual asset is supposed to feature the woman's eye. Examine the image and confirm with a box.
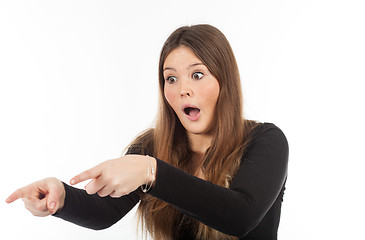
[166,76,177,84]
[192,72,204,80]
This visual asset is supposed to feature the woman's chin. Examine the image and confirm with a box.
[183,125,213,136]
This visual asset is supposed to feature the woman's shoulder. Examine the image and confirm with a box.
[241,121,289,172]
[250,122,287,140]
[246,121,288,152]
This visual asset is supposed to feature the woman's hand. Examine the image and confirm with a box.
[70,155,156,198]
[5,177,65,216]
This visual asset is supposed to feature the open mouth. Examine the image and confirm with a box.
[184,107,200,117]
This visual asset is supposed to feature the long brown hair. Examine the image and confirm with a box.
[129,24,258,240]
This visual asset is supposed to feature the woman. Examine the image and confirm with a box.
[6,24,288,240]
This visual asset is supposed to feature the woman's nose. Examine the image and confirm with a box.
[180,79,193,97]
[180,89,191,96]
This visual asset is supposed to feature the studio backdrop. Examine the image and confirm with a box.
[1,1,364,239]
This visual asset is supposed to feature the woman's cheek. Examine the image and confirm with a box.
[201,83,220,104]
[164,88,176,108]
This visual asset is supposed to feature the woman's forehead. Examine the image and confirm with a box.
[163,46,203,69]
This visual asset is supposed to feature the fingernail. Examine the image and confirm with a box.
[49,202,55,209]
[70,179,75,185]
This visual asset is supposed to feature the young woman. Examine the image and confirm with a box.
[6,24,288,240]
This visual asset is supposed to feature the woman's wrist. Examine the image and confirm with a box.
[147,156,157,185]
[141,155,157,193]
[56,180,66,212]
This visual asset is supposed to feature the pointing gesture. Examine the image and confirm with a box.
[5,155,156,217]
[70,155,156,198]
[5,177,65,216]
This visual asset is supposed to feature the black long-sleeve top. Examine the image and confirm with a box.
[54,123,289,239]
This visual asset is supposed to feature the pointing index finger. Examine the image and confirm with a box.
[70,166,102,185]
[6,188,26,204]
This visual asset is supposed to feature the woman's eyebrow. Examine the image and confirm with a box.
[163,63,205,72]
[163,67,176,72]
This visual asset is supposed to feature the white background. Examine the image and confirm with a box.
[1,1,364,239]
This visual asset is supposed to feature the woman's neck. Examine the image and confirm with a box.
[187,133,212,179]
[187,132,213,156]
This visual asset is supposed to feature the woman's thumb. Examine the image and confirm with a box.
[46,193,58,214]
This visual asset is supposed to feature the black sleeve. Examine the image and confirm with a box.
[148,123,288,237]
[53,183,141,230]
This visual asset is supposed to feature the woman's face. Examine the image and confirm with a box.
[163,46,220,136]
